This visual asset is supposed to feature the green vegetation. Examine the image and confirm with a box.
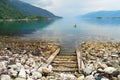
[0,0,47,20]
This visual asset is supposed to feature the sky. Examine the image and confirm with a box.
[20,0,120,17]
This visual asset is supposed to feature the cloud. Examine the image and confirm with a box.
[20,0,120,17]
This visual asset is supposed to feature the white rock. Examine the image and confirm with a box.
[101,77,109,80]
[1,75,11,80]
[48,65,53,72]
[104,67,117,74]
[18,68,26,78]
[84,75,95,80]
[16,63,24,71]
[118,75,120,80]
[27,77,33,80]
[83,64,94,75]
[15,77,26,80]
[31,71,42,79]
[27,74,33,80]
[0,62,7,73]
[77,75,85,80]
[60,73,77,80]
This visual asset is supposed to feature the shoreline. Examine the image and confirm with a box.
[1,37,120,80]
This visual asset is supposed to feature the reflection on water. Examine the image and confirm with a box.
[0,20,55,36]
[0,18,120,49]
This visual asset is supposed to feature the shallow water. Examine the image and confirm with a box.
[0,18,120,51]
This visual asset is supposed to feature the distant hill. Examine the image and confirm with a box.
[0,0,27,19]
[10,0,61,18]
[80,11,120,19]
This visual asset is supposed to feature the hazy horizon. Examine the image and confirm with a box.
[19,0,120,17]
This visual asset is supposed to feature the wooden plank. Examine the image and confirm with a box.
[76,48,83,73]
[41,48,60,67]
[76,48,81,73]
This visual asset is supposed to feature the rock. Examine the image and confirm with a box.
[104,67,117,74]
[60,73,77,80]
[15,77,26,80]
[77,75,85,80]
[84,75,95,80]
[48,65,53,72]
[0,61,7,74]
[99,63,108,69]
[112,70,119,77]
[8,69,18,77]
[95,76,103,80]
[118,75,120,80]
[27,77,33,80]
[18,68,26,78]
[31,71,42,79]
[42,68,50,76]
[101,77,109,80]
[1,75,11,80]
[83,64,94,75]
[112,77,118,80]
[38,67,51,76]
[7,65,18,77]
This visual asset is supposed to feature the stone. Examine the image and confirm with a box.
[112,77,118,80]
[42,68,50,76]
[27,78,33,80]
[104,67,117,74]
[84,75,95,80]
[38,67,51,76]
[1,75,11,80]
[31,71,42,79]
[0,61,7,74]
[77,75,85,80]
[99,63,108,69]
[60,73,77,80]
[83,64,94,75]
[95,76,103,80]
[101,77,109,80]
[48,65,53,72]
[15,77,26,80]
[18,68,26,78]
[118,75,120,80]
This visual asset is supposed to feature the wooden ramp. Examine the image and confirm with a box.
[50,47,83,73]
[51,55,78,73]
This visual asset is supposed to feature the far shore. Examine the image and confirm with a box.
[0,18,55,22]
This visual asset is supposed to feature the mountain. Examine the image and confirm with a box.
[80,11,120,19]
[10,0,60,18]
[0,0,27,19]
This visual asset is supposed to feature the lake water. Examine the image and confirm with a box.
[0,18,120,53]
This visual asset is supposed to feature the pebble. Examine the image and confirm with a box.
[31,71,42,79]
[60,73,77,80]
[83,64,94,75]
[84,75,95,80]
[1,75,11,80]
[77,75,85,80]
[18,68,26,78]
[104,67,117,74]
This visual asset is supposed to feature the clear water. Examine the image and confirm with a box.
[0,18,120,52]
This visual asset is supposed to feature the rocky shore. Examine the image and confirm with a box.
[79,42,120,80]
[0,37,61,80]
[1,38,120,80]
